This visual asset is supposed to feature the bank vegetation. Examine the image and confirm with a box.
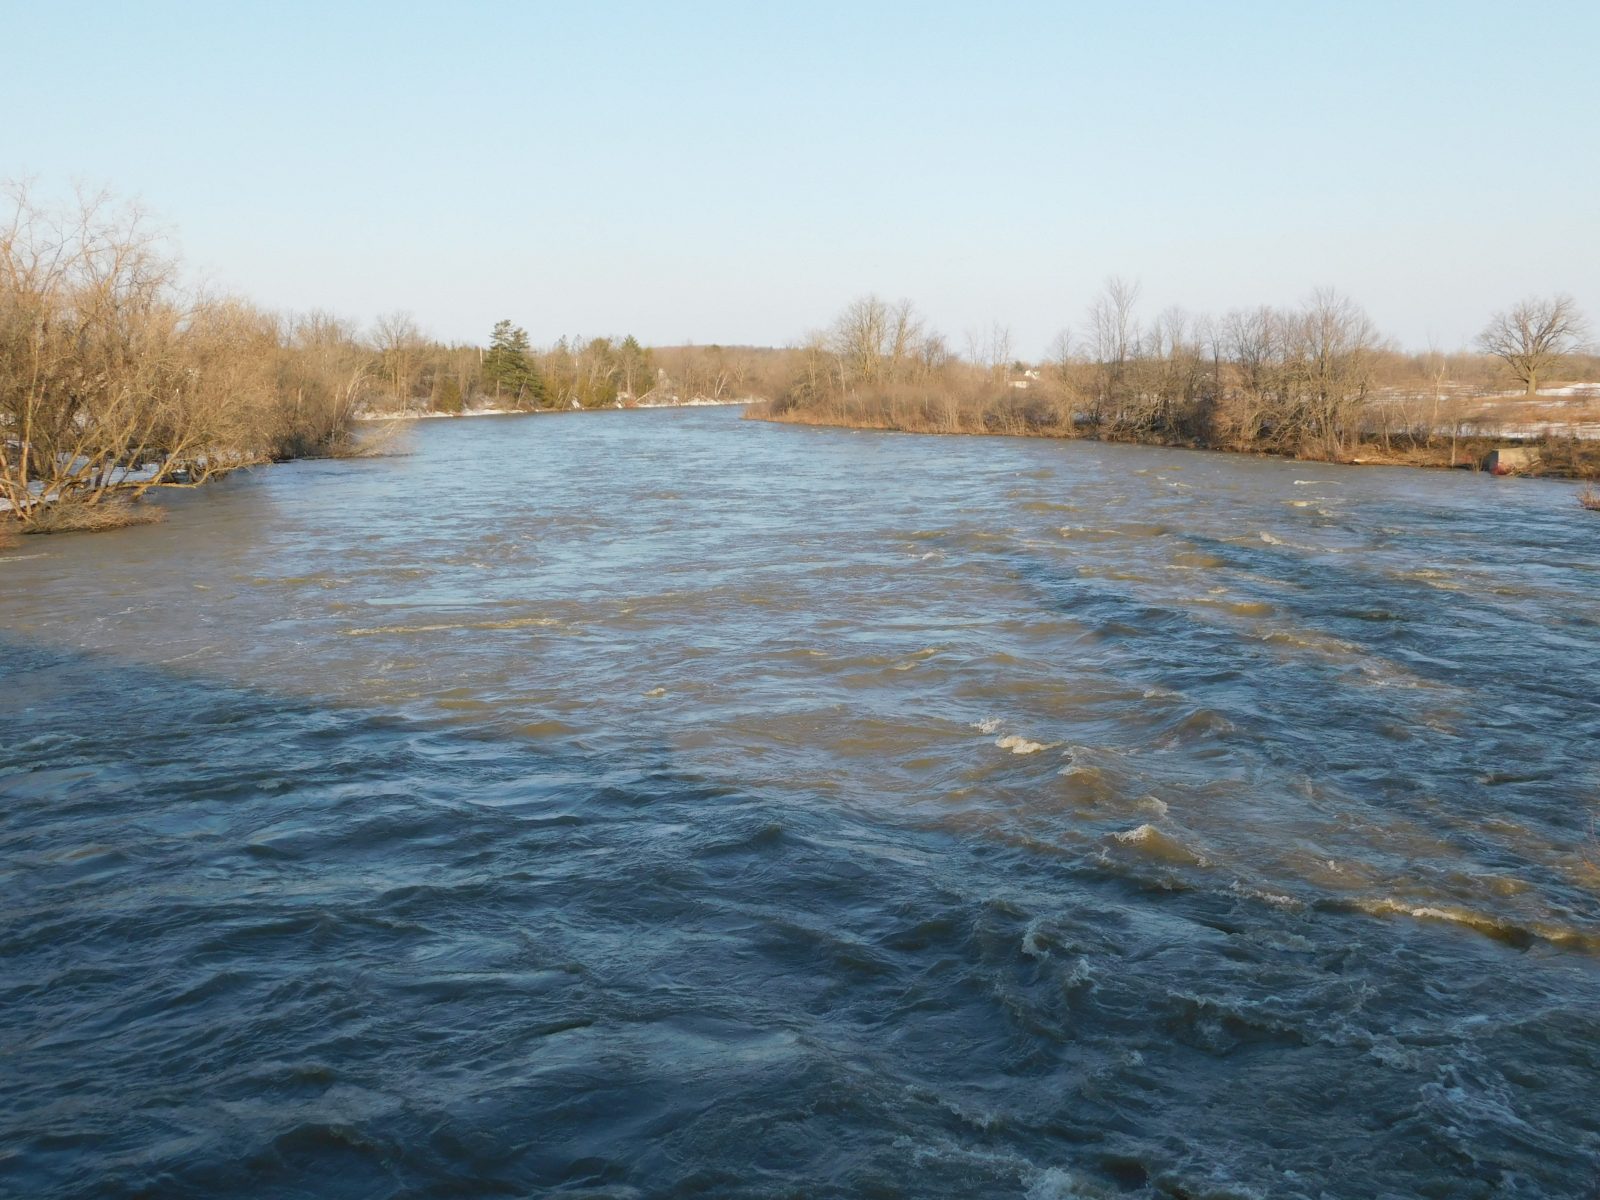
[0,187,790,533]
[0,187,385,531]
[748,286,1599,482]
[7,184,1596,534]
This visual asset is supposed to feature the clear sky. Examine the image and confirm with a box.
[5,0,1596,355]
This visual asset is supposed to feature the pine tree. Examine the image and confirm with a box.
[483,320,545,407]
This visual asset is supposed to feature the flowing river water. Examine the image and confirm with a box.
[3,407,1598,1199]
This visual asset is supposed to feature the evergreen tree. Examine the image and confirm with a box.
[483,319,545,407]
[434,374,463,414]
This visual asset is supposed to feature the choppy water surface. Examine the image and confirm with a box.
[4,408,1599,1199]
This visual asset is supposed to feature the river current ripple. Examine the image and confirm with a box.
[3,408,1599,1198]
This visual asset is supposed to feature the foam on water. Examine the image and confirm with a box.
[995,734,1049,754]
[1024,1167,1106,1199]
[1352,896,1600,951]
[1111,823,1212,867]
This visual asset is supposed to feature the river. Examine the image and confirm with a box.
[3,407,1598,1198]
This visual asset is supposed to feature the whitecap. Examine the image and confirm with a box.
[1111,823,1210,867]
[1021,918,1051,959]
[1064,957,1095,990]
[1228,879,1302,910]
[1025,1166,1104,1200]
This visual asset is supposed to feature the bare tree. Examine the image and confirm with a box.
[0,186,393,529]
[1286,289,1382,456]
[371,310,425,408]
[1218,307,1282,448]
[0,185,292,525]
[886,299,924,382]
[829,296,892,387]
[1477,295,1589,395]
[916,330,950,375]
[777,331,832,412]
[1085,276,1141,426]
[1046,328,1075,388]
[1088,277,1139,363]
[278,309,371,453]
[1141,305,1209,436]
[964,323,1013,383]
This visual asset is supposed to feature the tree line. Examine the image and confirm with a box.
[376,317,663,415]
[1,188,370,529]
[0,188,781,531]
[756,285,1595,464]
[6,185,1594,533]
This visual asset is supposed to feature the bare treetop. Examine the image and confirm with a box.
[1477,295,1589,395]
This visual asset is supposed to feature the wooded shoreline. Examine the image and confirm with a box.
[744,399,1600,484]
[741,288,1599,496]
[6,191,1597,534]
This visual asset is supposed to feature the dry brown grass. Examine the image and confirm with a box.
[1459,387,1600,430]
[1581,485,1600,511]
[751,384,1079,440]
[22,498,167,535]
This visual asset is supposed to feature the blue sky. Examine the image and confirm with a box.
[4,0,1596,354]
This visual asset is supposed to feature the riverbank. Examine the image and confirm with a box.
[745,401,1600,483]
[3,422,408,537]
[5,403,758,538]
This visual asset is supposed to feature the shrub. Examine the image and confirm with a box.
[22,498,166,535]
